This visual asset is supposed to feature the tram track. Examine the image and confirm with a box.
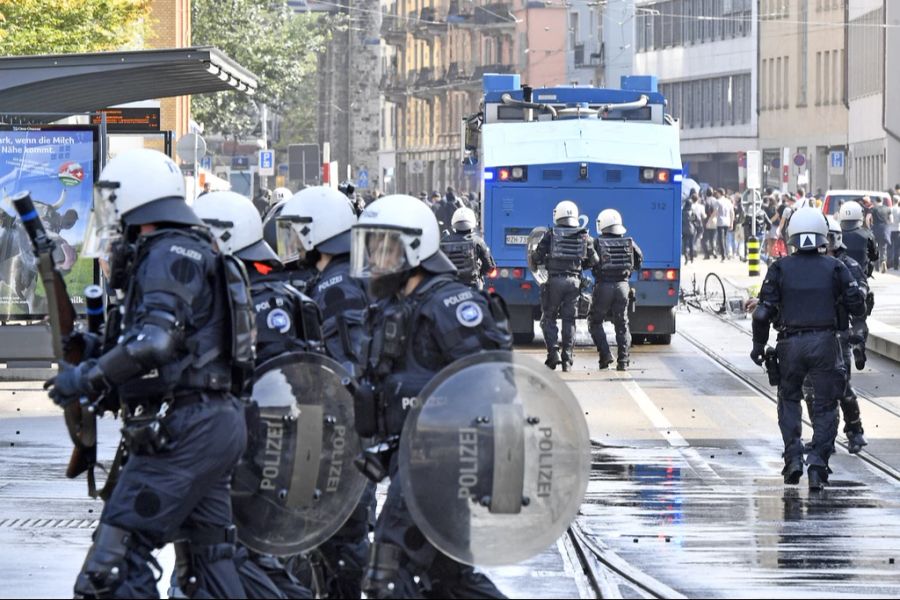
[679,325,900,484]
[565,520,685,599]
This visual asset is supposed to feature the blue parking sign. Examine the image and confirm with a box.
[357,168,369,189]
[259,150,275,175]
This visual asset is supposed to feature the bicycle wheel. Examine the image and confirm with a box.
[703,272,726,314]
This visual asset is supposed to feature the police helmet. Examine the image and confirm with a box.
[193,191,279,263]
[451,207,477,232]
[277,186,357,263]
[262,200,287,250]
[272,187,293,204]
[83,149,201,259]
[786,207,828,252]
[838,200,864,230]
[596,209,626,235]
[553,200,579,227]
[338,180,356,198]
[825,215,843,251]
[350,194,456,278]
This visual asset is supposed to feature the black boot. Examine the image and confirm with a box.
[808,465,828,490]
[782,459,803,485]
[561,349,573,372]
[845,421,868,454]
[853,344,867,371]
[598,354,613,370]
[545,348,561,370]
[616,360,629,372]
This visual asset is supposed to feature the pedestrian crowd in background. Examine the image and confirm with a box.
[682,184,899,272]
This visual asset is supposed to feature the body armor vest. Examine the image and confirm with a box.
[777,254,839,330]
[841,228,871,275]
[251,276,322,364]
[441,235,478,281]
[547,227,587,274]
[596,236,634,281]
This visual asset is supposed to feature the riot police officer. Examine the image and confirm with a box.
[350,194,512,598]
[193,191,318,599]
[46,148,252,597]
[530,200,598,371]
[825,216,869,453]
[439,207,495,290]
[839,200,877,369]
[277,186,374,598]
[751,207,866,490]
[589,209,643,371]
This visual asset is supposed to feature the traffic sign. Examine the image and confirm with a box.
[176,133,206,164]
[357,167,369,189]
[746,150,761,190]
[793,153,806,167]
[409,159,425,174]
[259,150,275,176]
[200,155,212,171]
[829,150,845,175]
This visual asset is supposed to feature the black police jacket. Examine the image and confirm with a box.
[309,255,370,369]
[364,274,513,436]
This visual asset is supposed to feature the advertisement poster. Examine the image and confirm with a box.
[0,125,98,318]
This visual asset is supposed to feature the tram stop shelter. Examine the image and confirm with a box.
[0,47,258,370]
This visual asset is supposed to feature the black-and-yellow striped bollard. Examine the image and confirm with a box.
[748,238,761,276]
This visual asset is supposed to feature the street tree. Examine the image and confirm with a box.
[191,0,334,141]
[0,0,152,55]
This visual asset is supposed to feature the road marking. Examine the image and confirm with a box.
[621,380,689,447]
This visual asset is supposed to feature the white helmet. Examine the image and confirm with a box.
[451,207,477,232]
[825,215,843,251]
[83,148,200,259]
[597,208,626,235]
[277,186,357,261]
[193,191,279,262]
[786,207,828,252]
[272,187,293,204]
[350,194,456,278]
[838,200,864,230]
[553,200,579,227]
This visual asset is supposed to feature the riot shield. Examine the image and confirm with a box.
[526,227,548,285]
[232,351,368,557]
[399,351,590,567]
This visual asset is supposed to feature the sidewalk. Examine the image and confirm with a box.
[680,254,900,364]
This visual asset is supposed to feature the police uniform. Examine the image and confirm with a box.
[530,227,598,368]
[440,230,495,290]
[589,234,643,369]
[753,251,866,486]
[841,225,877,367]
[73,228,253,598]
[362,274,512,598]
[306,254,376,599]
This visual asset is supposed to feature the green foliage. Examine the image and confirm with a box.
[191,0,334,140]
[0,0,152,55]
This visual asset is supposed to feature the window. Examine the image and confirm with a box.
[772,56,782,108]
[798,0,808,106]
[662,1,674,47]
[783,55,789,108]
[824,50,831,104]
[834,48,841,105]
[816,51,822,105]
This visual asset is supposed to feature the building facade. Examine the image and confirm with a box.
[151,0,191,140]
[632,0,757,190]
[758,0,848,194]
[377,0,604,196]
[847,0,898,191]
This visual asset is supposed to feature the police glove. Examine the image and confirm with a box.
[750,343,766,366]
[62,331,103,360]
[44,360,101,408]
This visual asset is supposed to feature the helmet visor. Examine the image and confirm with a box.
[350,227,413,279]
[276,220,306,263]
[82,184,122,260]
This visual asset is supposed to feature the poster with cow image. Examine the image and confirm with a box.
[0,125,99,318]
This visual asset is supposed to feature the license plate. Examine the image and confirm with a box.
[506,235,528,245]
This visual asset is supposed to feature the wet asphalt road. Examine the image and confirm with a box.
[2,308,900,598]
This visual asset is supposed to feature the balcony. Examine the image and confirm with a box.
[411,7,447,39]
[447,2,516,28]
[380,10,408,45]
[411,67,447,99]
[458,63,514,89]
[381,70,410,102]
